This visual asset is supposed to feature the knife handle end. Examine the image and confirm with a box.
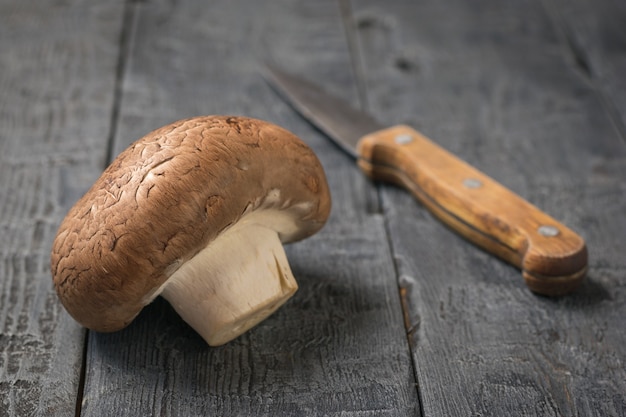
[356,125,588,296]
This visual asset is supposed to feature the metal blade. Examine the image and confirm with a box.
[263,65,385,158]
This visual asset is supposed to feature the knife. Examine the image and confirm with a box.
[263,65,587,296]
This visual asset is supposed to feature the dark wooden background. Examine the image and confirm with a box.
[1,0,625,416]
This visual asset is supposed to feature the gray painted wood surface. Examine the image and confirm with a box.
[0,1,125,416]
[352,0,626,415]
[0,0,624,416]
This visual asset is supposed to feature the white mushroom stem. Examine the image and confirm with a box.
[159,222,298,346]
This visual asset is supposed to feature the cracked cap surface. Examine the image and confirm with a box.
[50,115,331,332]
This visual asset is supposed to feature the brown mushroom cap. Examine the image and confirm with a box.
[50,115,331,333]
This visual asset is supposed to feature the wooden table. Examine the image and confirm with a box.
[1,0,625,416]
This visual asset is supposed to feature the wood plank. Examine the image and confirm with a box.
[80,0,420,415]
[544,0,626,139]
[349,0,626,415]
[0,1,126,416]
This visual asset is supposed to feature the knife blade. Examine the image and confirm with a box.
[263,65,587,296]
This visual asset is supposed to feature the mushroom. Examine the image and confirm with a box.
[50,115,331,346]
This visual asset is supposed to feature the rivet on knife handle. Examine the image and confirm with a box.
[357,125,588,296]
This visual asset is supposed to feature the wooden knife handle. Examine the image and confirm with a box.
[356,125,587,296]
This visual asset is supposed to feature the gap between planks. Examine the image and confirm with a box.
[337,0,425,414]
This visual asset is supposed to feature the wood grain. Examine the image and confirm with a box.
[350,0,626,415]
[1,0,623,415]
[545,0,626,139]
[79,0,420,415]
[0,1,125,416]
